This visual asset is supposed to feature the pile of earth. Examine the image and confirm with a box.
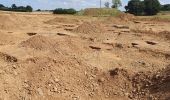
[20,35,89,55]
[0,14,20,30]
[0,14,39,30]
[20,35,57,51]
[106,65,170,99]
[44,17,80,25]
[116,13,136,21]
[72,21,106,34]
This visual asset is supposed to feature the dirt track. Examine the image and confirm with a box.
[0,11,169,100]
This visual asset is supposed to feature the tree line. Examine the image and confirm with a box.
[0,4,33,12]
[53,8,77,14]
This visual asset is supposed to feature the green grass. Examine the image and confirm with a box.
[137,11,170,20]
[76,8,121,17]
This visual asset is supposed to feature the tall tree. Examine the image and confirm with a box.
[161,4,170,11]
[11,4,17,9]
[26,5,33,12]
[112,0,122,8]
[125,0,145,15]
[104,2,110,8]
[0,4,5,8]
[144,0,161,15]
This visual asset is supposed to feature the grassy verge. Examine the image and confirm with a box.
[76,8,121,17]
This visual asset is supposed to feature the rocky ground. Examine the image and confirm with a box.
[0,11,169,100]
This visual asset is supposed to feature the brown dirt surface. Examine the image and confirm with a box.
[116,13,136,21]
[44,17,80,25]
[72,21,106,34]
[0,11,170,100]
[20,35,57,51]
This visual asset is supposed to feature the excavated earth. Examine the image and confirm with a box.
[0,11,170,100]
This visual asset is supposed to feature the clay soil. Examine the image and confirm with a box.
[0,11,169,100]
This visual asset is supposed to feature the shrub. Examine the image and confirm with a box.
[125,0,161,16]
[125,0,145,16]
[53,8,77,14]
[161,4,170,11]
[144,0,161,15]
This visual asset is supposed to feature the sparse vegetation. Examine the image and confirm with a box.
[77,8,121,16]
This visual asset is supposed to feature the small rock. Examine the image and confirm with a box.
[12,65,17,69]
[54,78,60,83]
[98,77,105,82]
[37,88,43,96]
[53,87,58,92]
[13,71,18,76]
[124,93,129,96]
[0,70,4,74]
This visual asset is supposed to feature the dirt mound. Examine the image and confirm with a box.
[105,67,170,99]
[0,14,19,30]
[116,13,135,21]
[45,17,80,25]
[72,21,106,34]
[20,35,56,50]
[150,65,170,99]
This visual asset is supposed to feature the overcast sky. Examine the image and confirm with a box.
[1,0,170,10]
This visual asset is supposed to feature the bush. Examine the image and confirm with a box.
[36,9,41,11]
[125,0,145,16]
[125,0,161,16]
[144,0,161,15]
[53,8,77,14]
[161,4,170,11]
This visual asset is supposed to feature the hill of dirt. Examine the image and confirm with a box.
[0,14,20,30]
[44,17,80,25]
[72,21,106,34]
[20,35,56,51]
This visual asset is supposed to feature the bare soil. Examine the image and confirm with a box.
[0,11,169,100]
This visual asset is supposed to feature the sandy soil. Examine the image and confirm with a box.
[0,11,169,100]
